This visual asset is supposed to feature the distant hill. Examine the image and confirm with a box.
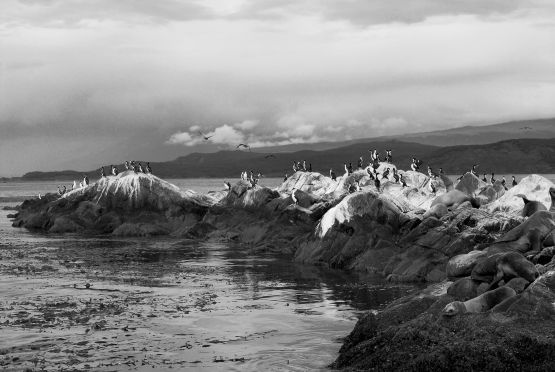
[396,118,555,147]
[253,117,555,153]
[19,138,555,180]
[425,138,555,175]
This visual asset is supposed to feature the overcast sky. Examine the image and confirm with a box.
[1,0,555,176]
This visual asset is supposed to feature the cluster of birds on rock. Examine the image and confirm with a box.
[54,161,154,197]
[279,147,522,196]
[56,175,90,196]
[99,161,153,177]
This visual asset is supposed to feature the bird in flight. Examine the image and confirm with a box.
[519,126,532,130]
[264,154,276,159]
[236,143,251,151]
[198,131,214,140]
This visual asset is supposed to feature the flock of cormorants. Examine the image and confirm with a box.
[54,147,521,197]
[56,161,153,196]
[282,148,519,194]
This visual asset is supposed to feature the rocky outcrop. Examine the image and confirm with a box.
[487,174,554,214]
[10,173,217,236]
[334,269,555,371]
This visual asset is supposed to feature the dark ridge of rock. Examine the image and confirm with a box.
[333,272,555,371]
[10,172,217,236]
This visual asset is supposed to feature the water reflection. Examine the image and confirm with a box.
[0,205,418,371]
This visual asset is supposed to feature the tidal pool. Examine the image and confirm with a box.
[0,204,418,371]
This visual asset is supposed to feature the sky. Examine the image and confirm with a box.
[1,0,555,176]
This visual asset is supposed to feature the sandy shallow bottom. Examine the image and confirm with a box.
[0,204,418,371]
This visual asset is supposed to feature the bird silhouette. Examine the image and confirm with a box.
[198,131,214,140]
[264,154,276,159]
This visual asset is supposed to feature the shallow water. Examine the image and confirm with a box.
[0,202,418,371]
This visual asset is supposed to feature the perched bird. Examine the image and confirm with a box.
[357,157,363,169]
[330,169,337,181]
[111,165,119,176]
[470,164,478,176]
[124,161,130,170]
[366,168,375,180]
[291,189,298,205]
[382,167,390,180]
[224,181,231,191]
[385,149,392,163]
[501,176,506,188]
[428,181,436,194]
[145,162,152,174]
[302,160,307,172]
[393,168,399,183]
[374,177,381,192]
[512,176,517,187]
[309,163,312,172]
[100,167,106,178]
[400,174,408,188]
[348,162,353,174]
[410,158,422,171]
[283,173,288,182]
[137,163,144,173]
[292,161,298,173]
[83,175,89,186]
[482,174,487,183]
[438,168,444,175]
[490,173,496,184]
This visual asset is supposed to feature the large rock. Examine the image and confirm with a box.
[446,250,487,278]
[11,173,213,234]
[487,174,554,215]
[278,171,337,197]
[455,172,488,196]
[224,181,280,210]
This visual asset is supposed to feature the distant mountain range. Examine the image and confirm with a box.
[19,137,555,180]
[252,117,555,153]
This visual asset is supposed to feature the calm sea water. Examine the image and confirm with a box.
[0,179,420,371]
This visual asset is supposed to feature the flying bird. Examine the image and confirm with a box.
[236,143,251,151]
[198,131,214,140]
[264,154,276,159]
[519,126,532,130]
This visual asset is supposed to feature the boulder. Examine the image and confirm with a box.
[455,172,488,196]
[487,174,554,215]
[446,250,486,278]
[224,181,280,210]
[278,171,337,197]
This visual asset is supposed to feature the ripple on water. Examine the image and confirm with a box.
[0,205,419,370]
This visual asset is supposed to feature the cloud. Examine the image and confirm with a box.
[234,119,259,130]
[233,0,551,26]
[5,0,214,26]
[209,124,245,144]
[2,0,555,176]
[166,131,202,146]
